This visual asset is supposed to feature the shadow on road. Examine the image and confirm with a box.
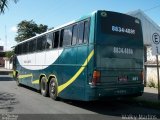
[138,92,159,103]
[0,92,19,112]
[18,84,40,93]
[13,80,160,118]
[63,99,160,118]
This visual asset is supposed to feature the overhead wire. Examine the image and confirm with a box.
[143,4,160,12]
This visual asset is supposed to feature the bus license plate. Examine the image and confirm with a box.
[115,90,127,95]
[118,76,128,82]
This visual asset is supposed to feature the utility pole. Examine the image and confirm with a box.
[152,33,160,100]
[156,50,160,100]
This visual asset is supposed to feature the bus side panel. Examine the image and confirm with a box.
[84,14,96,101]
[57,46,88,100]
[57,47,77,99]
[85,44,95,101]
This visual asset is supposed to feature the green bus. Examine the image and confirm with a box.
[13,10,144,101]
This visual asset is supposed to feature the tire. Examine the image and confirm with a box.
[49,78,58,100]
[15,73,21,86]
[40,76,48,97]
[16,78,21,86]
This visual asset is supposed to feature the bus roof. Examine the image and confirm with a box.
[16,10,98,46]
[15,10,137,46]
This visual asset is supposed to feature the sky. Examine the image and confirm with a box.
[0,0,160,51]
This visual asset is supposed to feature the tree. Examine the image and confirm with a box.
[15,20,48,42]
[5,50,14,58]
[0,0,18,14]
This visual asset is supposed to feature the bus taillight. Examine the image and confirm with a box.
[140,71,144,80]
[91,70,101,85]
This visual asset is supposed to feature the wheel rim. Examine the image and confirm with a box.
[50,81,56,95]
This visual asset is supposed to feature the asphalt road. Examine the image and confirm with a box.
[0,75,160,120]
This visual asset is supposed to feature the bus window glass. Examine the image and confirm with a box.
[37,37,42,51]
[63,27,72,46]
[15,46,18,54]
[54,31,59,48]
[19,44,22,55]
[78,22,84,44]
[21,44,24,54]
[59,30,64,47]
[23,42,28,53]
[72,25,78,45]
[52,33,55,48]
[29,39,36,53]
[28,42,31,53]
[22,43,25,54]
[37,36,46,51]
[33,39,37,52]
[42,36,46,50]
[18,46,20,54]
[46,33,53,49]
[84,20,90,43]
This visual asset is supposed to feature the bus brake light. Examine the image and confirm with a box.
[92,70,101,85]
[140,71,144,80]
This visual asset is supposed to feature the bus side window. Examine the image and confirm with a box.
[78,22,84,44]
[21,43,24,54]
[52,33,55,48]
[23,42,28,54]
[33,39,37,52]
[84,20,90,44]
[42,36,46,50]
[37,36,46,51]
[22,43,24,54]
[59,29,64,47]
[54,31,59,48]
[63,26,72,47]
[72,24,78,45]
[29,39,36,53]
[21,44,23,54]
[28,41,31,53]
[19,44,22,55]
[46,33,53,50]
[37,37,42,51]
[15,46,18,55]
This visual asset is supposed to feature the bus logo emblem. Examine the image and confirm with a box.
[101,12,107,17]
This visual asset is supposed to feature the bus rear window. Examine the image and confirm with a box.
[99,11,142,39]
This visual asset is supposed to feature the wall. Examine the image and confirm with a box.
[145,46,159,86]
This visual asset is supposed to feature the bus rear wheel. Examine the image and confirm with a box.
[49,78,58,100]
[40,76,48,97]
[16,73,20,86]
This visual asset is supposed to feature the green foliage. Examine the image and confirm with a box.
[0,0,18,14]
[5,50,14,58]
[155,83,160,89]
[147,79,157,88]
[48,27,54,31]
[15,20,48,42]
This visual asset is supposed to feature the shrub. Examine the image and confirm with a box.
[147,79,157,88]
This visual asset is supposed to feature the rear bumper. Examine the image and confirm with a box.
[86,84,144,101]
